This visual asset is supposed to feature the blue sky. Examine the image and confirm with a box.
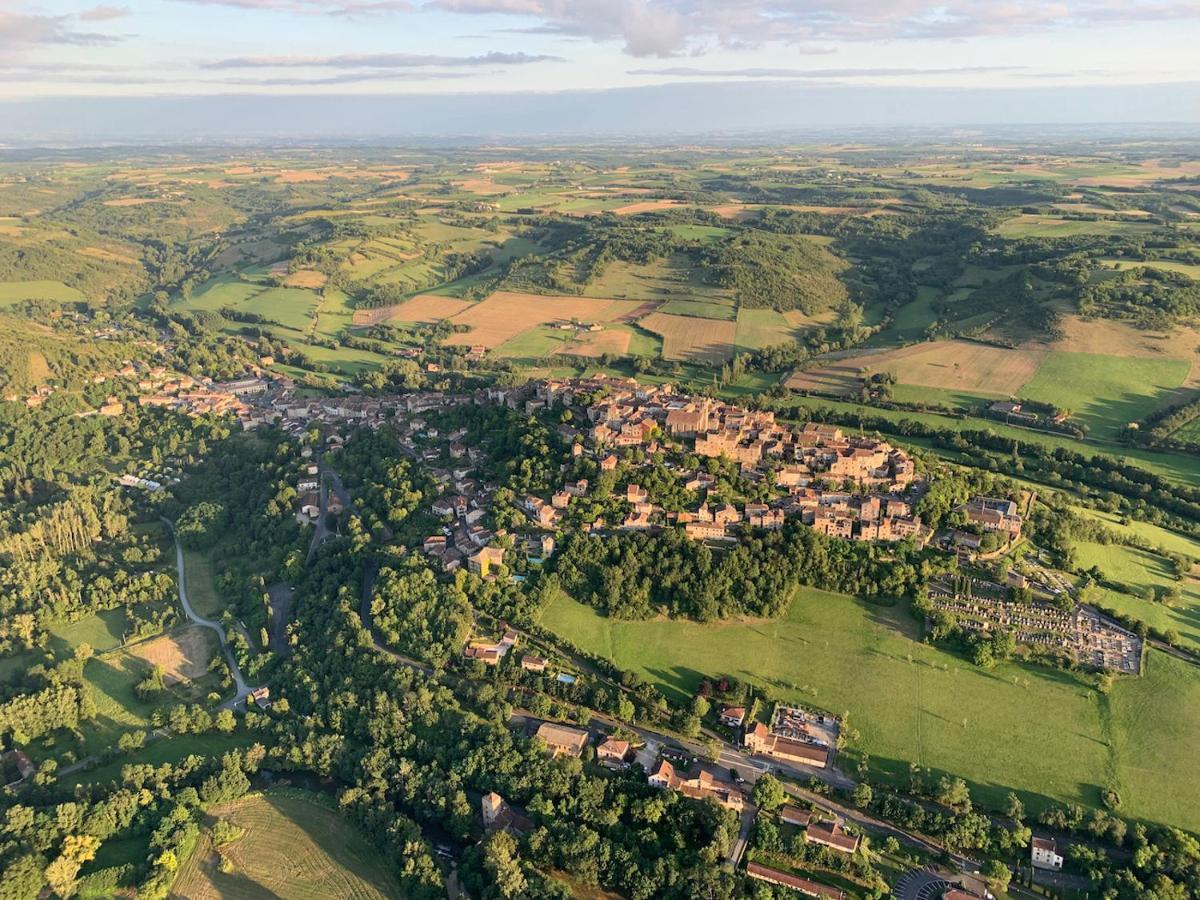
[3,0,1199,100]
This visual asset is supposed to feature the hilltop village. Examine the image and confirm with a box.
[114,367,1145,678]
[216,371,1139,675]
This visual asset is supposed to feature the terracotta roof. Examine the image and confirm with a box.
[806,819,860,853]
[780,804,813,826]
[535,722,589,756]
[746,862,845,899]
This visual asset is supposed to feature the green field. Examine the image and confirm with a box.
[171,790,403,899]
[492,325,577,362]
[735,308,797,350]
[1072,539,1200,653]
[183,550,225,618]
[540,588,1200,829]
[582,253,732,304]
[0,608,129,683]
[1098,258,1200,279]
[1077,507,1200,560]
[1172,415,1200,444]
[883,285,940,343]
[0,279,85,304]
[996,215,1158,238]
[1020,351,1191,440]
[63,732,260,790]
[241,286,322,332]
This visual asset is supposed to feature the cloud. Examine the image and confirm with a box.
[167,0,415,12]
[0,11,123,46]
[201,50,559,69]
[628,65,1028,79]
[423,0,1200,56]
[160,0,1200,56]
[216,70,478,84]
[79,5,131,21]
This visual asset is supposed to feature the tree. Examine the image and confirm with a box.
[1004,791,1025,822]
[936,776,972,813]
[751,774,786,812]
[44,835,99,899]
[214,709,236,733]
[984,859,1012,894]
[482,830,527,898]
[852,782,874,808]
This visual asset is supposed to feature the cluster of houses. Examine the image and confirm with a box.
[928,575,1143,674]
[949,496,1025,557]
[731,704,837,770]
[522,376,929,545]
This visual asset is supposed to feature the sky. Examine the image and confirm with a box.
[1,0,1199,134]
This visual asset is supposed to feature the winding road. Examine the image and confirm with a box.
[164,519,258,708]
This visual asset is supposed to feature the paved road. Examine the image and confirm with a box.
[164,520,257,708]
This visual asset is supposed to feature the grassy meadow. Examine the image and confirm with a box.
[183,549,226,618]
[1020,351,1191,440]
[171,790,403,899]
[540,588,1200,830]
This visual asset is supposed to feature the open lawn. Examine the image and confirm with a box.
[240,287,321,332]
[882,285,940,343]
[0,280,85,305]
[183,550,224,618]
[641,311,736,363]
[735,308,798,350]
[23,653,162,765]
[1020,350,1191,440]
[0,608,130,683]
[540,588,1200,829]
[172,790,403,900]
[996,215,1159,238]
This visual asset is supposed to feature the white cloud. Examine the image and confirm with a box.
[0,10,123,46]
[628,65,1028,79]
[201,50,560,68]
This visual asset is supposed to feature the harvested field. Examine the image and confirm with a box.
[455,178,508,195]
[613,300,660,322]
[612,199,685,215]
[640,311,736,363]
[788,340,1046,397]
[283,269,328,289]
[351,294,473,326]
[445,291,642,350]
[566,327,633,357]
[102,198,159,207]
[126,626,216,685]
[275,170,330,183]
